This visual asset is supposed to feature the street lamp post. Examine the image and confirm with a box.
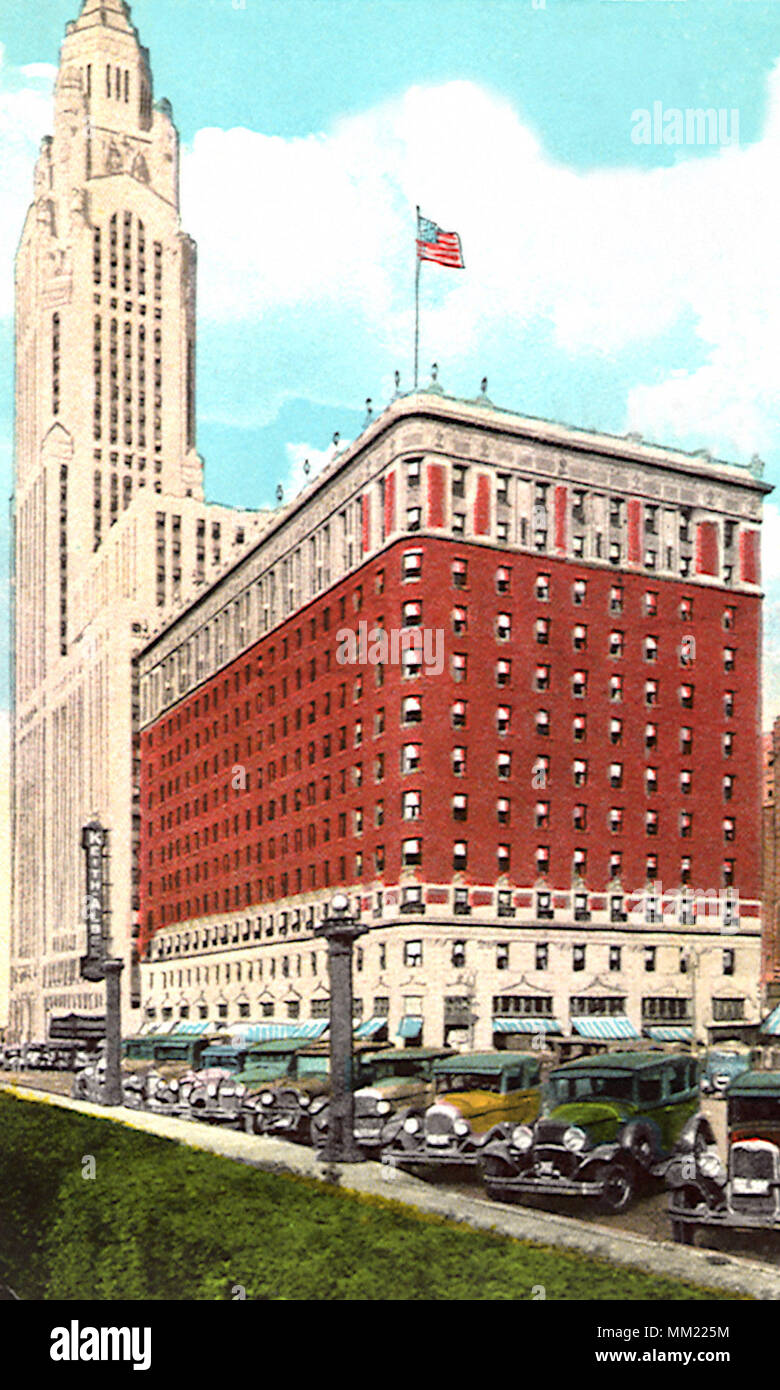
[315,893,368,1164]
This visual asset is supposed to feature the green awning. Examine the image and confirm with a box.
[645,1025,693,1043]
[761,1005,780,1037]
[397,1016,423,1040]
[355,1017,388,1038]
[571,1016,640,1040]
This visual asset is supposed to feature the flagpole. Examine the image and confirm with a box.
[414,205,420,389]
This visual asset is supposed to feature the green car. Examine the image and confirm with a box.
[479,1051,705,1212]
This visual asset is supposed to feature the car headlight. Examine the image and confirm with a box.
[512,1125,534,1151]
[235,1084,246,1097]
[376,1100,392,1116]
[207,1083,218,1098]
[84,1067,94,1078]
[310,1098,328,1115]
[698,1150,724,1179]
[221,1085,235,1096]
[453,1119,470,1138]
[563,1126,587,1153]
[403,1115,421,1135]
[298,1094,311,1108]
[260,1091,274,1106]
[169,1080,179,1092]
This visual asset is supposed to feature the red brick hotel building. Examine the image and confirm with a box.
[136,385,768,1050]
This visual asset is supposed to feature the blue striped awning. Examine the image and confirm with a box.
[230,1021,329,1043]
[355,1017,388,1038]
[571,1016,640,1040]
[397,1016,423,1041]
[493,1017,562,1034]
[761,1005,780,1037]
[163,1020,212,1036]
[645,1025,693,1043]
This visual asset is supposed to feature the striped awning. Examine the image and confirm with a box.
[571,1016,640,1040]
[761,1005,780,1036]
[397,1016,423,1041]
[493,1017,562,1034]
[161,1020,212,1036]
[354,1017,388,1038]
[230,1021,329,1043]
[645,1025,693,1043]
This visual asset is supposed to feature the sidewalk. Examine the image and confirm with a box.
[4,1080,778,1300]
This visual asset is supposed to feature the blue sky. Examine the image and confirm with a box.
[3,0,780,714]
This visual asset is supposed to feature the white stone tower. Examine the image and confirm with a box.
[10,0,265,1040]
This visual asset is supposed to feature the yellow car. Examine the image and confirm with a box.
[382,1052,542,1174]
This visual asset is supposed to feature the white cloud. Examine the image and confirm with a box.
[181,69,780,467]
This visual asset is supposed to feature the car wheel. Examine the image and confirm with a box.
[595,1162,636,1214]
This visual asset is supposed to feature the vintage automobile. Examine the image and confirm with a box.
[382,1052,542,1173]
[699,1044,752,1098]
[308,1049,454,1151]
[477,1051,703,1212]
[244,1041,395,1141]
[667,1069,780,1242]
[144,1062,201,1115]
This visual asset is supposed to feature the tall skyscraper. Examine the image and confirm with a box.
[9,0,265,1041]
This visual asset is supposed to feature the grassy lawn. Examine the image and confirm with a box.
[0,1092,742,1301]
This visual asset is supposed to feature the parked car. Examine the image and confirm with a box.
[382,1053,542,1173]
[245,1041,395,1141]
[187,1068,250,1125]
[699,1044,752,1097]
[144,1062,200,1115]
[478,1051,703,1212]
[667,1069,780,1242]
[309,1049,455,1151]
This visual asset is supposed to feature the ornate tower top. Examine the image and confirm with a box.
[59,0,155,144]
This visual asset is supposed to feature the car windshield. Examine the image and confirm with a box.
[297,1056,329,1078]
[550,1073,635,1104]
[371,1059,426,1081]
[436,1072,500,1094]
[729,1097,780,1126]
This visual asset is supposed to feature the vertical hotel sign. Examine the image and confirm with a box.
[80,820,107,981]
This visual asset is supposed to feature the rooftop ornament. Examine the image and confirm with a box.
[427,362,444,395]
[275,484,284,504]
[751,453,765,478]
[363,397,373,427]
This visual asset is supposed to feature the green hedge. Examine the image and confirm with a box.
[0,1093,740,1301]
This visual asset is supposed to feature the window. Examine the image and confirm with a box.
[402,695,422,725]
[644,590,658,616]
[495,566,510,593]
[609,585,623,614]
[679,726,692,756]
[723,732,734,758]
[452,793,468,820]
[679,684,694,709]
[453,746,467,776]
[402,790,421,820]
[402,837,421,866]
[536,573,550,601]
[573,624,587,651]
[645,722,658,750]
[535,617,550,644]
[646,767,658,794]
[403,599,423,627]
[572,714,587,742]
[724,648,736,673]
[644,635,658,662]
[646,809,658,836]
[724,691,734,719]
[645,679,658,707]
[535,665,550,691]
[723,775,735,802]
[535,943,549,970]
[723,816,735,843]
[453,840,467,871]
[680,812,692,839]
[573,578,587,605]
[574,890,589,921]
[496,613,512,642]
[404,940,423,967]
[496,943,509,971]
[401,743,421,774]
[680,769,692,795]
[679,596,693,621]
[451,700,467,729]
[610,894,627,922]
[496,659,511,686]
[536,847,550,877]
[644,946,657,972]
[537,888,553,918]
[452,940,466,968]
[573,759,588,787]
[573,944,586,973]
[402,885,424,912]
[497,751,511,779]
[452,558,467,588]
[610,717,622,745]
[452,653,467,682]
[609,946,622,972]
[535,709,550,736]
[723,605,736,631]
[572,670,587,698]
[610,674,623,702]
[498,888,514,917]
[452,605,467,635]
[403,549,422,580]
[610,807,623,833]
[712,997,744,1022]
[609,762,623,789]
[609,630,624,658]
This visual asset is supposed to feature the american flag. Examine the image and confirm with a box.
[416,213,465,269]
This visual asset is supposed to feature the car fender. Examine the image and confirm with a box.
[577,1142,621,1174]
